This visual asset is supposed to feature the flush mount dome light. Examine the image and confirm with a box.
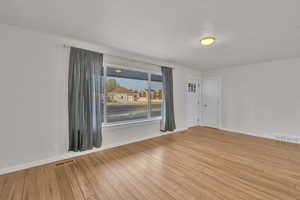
[200,36,216,46]
[114,69,122,73]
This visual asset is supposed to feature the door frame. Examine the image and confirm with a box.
[201,76,222,129]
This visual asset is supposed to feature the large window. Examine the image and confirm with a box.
[104,65,163,124]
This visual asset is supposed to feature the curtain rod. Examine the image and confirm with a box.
[63,44,174,69]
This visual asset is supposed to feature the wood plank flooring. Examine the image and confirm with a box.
[1,127,300,200]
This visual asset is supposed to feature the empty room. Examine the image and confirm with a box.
[1,0,300,199]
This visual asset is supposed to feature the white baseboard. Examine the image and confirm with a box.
[0,128,187,175]
[220,128,300,144]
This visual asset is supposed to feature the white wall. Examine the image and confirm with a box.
[204,57,300,139]
[0,24,201,173]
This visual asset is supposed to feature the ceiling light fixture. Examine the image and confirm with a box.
[200,36,216,46]
[114,69,122,73]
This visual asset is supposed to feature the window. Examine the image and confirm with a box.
[104,65,163,124]
[150,74,163,117]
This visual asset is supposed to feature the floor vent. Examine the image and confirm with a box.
[55,159,75,167]
[274,135,300,144]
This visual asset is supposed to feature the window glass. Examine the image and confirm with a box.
[150,74,163,117]
[106,66,148,123]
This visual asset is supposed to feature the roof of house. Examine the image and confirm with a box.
[108,87,136,95]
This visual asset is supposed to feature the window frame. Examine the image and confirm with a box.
[103,64,162,126]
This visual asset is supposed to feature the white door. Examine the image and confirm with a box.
[186,78,201,128]
[202,78,221,128]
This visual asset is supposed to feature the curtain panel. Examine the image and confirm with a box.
[161,66,176,132]
[68,47,103,152]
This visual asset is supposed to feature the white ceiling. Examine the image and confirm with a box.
[1,0,300,70]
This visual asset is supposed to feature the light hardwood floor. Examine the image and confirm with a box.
[1,127,300,200]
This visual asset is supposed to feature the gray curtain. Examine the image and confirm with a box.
[161,66,176,132]
[68,47,103,152]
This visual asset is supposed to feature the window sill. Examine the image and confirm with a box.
[103,118,161,129]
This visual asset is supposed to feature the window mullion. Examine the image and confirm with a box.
[147,73,151,119]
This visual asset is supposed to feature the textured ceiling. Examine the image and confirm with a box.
[1,0,300,70]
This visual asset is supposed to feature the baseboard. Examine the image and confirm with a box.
[0,128,187,175]
[220,128,300,144]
